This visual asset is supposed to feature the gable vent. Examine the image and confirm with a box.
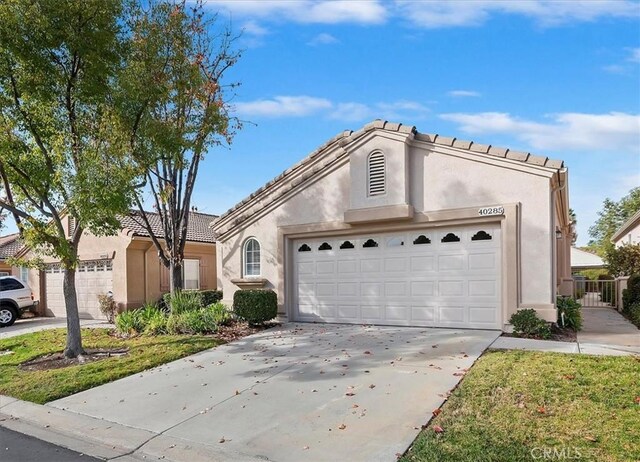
[367,152,386,196]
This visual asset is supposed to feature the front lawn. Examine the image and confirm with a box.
[0,328,221,404]
[402,350,640,462]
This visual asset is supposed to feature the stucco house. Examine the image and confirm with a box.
[211,120,572,330]
[0,233,25,277]
[611,210,640,247]
[13,211,217,320]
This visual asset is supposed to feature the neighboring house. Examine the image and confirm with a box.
[570,247,605,272]
[211,120,572,330]
[0,233,29,281]
[611,209,640,247]
[14,211,217,320]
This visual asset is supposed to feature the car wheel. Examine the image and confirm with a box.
[0,306,17,327]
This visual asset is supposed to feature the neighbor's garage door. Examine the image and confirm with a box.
[293,225,501,329]
[45,260,113,319]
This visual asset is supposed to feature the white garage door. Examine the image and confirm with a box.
[45,260,113,319]
[293,225,501,329]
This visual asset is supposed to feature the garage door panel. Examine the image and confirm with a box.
[293,224,501,329]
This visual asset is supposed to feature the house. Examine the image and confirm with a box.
[13,211,217,320]
[211,120,572,330]
[611,209,640,247]
[570,247,605,273]
[0,233,21,275]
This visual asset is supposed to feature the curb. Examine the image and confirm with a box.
[0,395,261,462]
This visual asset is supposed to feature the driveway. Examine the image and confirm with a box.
[0,317,113,340]
[49,323,498,462]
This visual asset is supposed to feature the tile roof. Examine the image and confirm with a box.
[0,233,23,260]
[120,211,217,243]
[211,119,566,234]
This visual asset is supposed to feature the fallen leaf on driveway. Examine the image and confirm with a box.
[235,390,240,395]
[338,424,347,430]
[303,446,310,450]
[432,345,438,349]
[352,404,359,408]
[369,384,376,389]
[364,351,372,355]
[345,392,356,396]
[433,425,444,433]
[219,437,226,443]
[453,372,465,376]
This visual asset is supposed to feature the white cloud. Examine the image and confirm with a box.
[440,111,640,154]
[395,0,640,29]
[242,20,269,37]
[234,96,332,117]
[448,90,481,98]
[602,64,627,74]
[626,47,640,63]
[307,33,339,46]
[206,1,387,24]
[234,95,430,122]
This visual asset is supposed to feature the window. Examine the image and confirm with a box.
[471,230,492,241]
[183,259,200,290]
[441,233,461,243]
[367,151,386,196]
[339,240,355,249]
[298,244,312,252]
[318,242,332,251]
[67,216,76,237]
[413,235,431,245]
[19,267,29,282]
[387,237,404,247]
[243,238,261,276]
[363,238,379,248]
[0,278,24,291]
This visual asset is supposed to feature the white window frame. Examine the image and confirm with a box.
[19,266,29,282]
[182,259,200,290]
[243,237,261,277]
[367,151,386,197]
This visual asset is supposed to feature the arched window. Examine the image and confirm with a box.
[243,238,261,277]
[367,151,386,196]
[471,230,492,241]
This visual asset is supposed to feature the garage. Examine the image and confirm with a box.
[293,225,501,329]
[45,260,113,319]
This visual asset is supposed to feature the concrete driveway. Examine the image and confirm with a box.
[50,323,498,462]
[0,317,112,340]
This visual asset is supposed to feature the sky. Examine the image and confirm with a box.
[4,0,640,246]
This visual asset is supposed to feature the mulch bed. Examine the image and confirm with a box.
[19,348,130,372]
[501,325,577,343]
[215,321,278,343]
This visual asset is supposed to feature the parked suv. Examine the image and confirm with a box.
[0,276,37,327]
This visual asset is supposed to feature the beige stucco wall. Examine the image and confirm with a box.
[614,221,640,248]
[215,131,566,327]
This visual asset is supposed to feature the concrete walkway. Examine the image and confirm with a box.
[0,317,113,340]
[2,323,499,462]
[491,307,640,356]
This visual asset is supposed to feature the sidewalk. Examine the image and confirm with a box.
[0,318,113,340]
[491,307,640,356]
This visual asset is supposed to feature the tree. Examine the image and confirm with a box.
[0,0,138,357]
[604,244,640,277]
[588,187,640,255]
[123,1,241,292]
[569,208,577,245]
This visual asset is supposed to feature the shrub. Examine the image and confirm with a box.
[233,289,277,326]
[165,290,203,314]
[200,290,223,306]
[624,274,640,311]
[626,302,640,328]
[509,309,551,339]
[604,243,640,277]
[138,304,168,335]
[206,302,234,326]
[556,296,582,331]
[167,308,219,335]
[97,293,117,323]
[115,310,144,336]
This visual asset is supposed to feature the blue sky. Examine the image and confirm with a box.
[185,0,640,247]
[4,1,640,246]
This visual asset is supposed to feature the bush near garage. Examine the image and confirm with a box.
[233,289,278,326]
[509,309,551,339]
[200,290,223,306]
[556,296,582,331]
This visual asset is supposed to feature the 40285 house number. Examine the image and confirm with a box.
[478,206,505,216]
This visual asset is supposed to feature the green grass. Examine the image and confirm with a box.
[402,350,640,462]
[0,328,221,404]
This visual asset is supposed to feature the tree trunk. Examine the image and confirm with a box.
[169,260,183,292]
[63,267,85,358]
